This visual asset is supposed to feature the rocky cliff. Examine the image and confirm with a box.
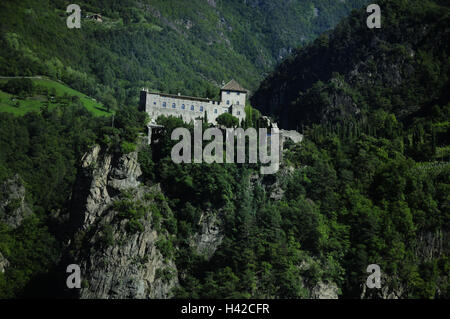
[251,0,449,130]
[0,175,31,276]
[192,211,224,260]
[0,252,9,274]
[66,145,178,299]
[0,174,32,229]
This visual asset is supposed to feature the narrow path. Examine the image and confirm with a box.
[0,76,44,79]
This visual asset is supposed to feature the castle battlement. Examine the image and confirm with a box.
[139,80,247,125]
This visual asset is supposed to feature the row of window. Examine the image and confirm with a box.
[154,100,239,108]
[154,101,205,112]
[152,101,241,116]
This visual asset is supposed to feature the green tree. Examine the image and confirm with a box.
[216,113,239,128]
[103,94,117,113]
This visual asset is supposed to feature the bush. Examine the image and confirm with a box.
[3,78,33,95]
[127,219,144,233]
[114,106,149,143]
[121,141,136,154]
[156,238,174,259]
[155,268,175,283]
[216,113,239,128]
[103,93,117,112]
[99,225,115,247]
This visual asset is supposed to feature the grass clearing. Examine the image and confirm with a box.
[0,77,113,117]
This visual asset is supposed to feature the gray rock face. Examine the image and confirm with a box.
[69,145,178,299]
[0,252,9,273]
[193,212,223,259]
[108,150,142,191]
[206,0,216,7]
[0,174,32,229]
[251,165,294,201]
[360,274,405,299]
[280,129,303,144]
[77,209,178,299]
[72,145,143,230]
[311,281,339,299]
[415,230,445,261]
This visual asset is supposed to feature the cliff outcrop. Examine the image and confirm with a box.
[67,145,178,299]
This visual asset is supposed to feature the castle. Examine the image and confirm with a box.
[139,80,247,125]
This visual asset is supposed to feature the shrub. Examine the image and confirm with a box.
[155,268,175,283]
[4,78,33,95]
[99,225,115,247]
[216,113,239,128]
[127,219,144,233]
[121,141,136,154]
[156,238,174,259]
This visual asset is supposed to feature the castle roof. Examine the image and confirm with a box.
[221,80,247,93]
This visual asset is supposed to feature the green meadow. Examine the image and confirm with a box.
[0,77,112,117]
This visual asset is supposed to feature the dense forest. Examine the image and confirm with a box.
[0,0,449,299]
[0,0,369,108]
[249,0,450,297]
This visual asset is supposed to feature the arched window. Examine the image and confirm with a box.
[162,102,166,107]
[236,101,239,105]
[181,104,185,110]
[200,106,204,112]
[191,105,194,111]
[172,103,176,108]
[226,100,230,105]
[214,109,218,114]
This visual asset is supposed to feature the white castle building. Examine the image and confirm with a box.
[139,80,247,125]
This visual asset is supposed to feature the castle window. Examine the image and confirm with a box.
[191,105,194,111]
[226,100,230,105]
[214,109,218,114]
[227,91,230,95]
[237,111,241,115]
[153,102,157,105]
[172,103,176,108]
[200,106,204,112]
[162,102,166,107]
[236,101,240,105]
[237,92,240,96]
[181,104,185,110]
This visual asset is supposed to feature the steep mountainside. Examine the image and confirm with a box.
[65,144,179,298]
[0,0,449,300]
[0,0,369,107]
[251,0,449,130]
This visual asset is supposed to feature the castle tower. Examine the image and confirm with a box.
[220,80,247,123]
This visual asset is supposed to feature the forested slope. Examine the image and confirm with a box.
[249,0,450,298]
[0,0,369,108]
[252,0,449,131]
[0,0,448,299]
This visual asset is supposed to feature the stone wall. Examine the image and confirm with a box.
[141,90,246,125]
